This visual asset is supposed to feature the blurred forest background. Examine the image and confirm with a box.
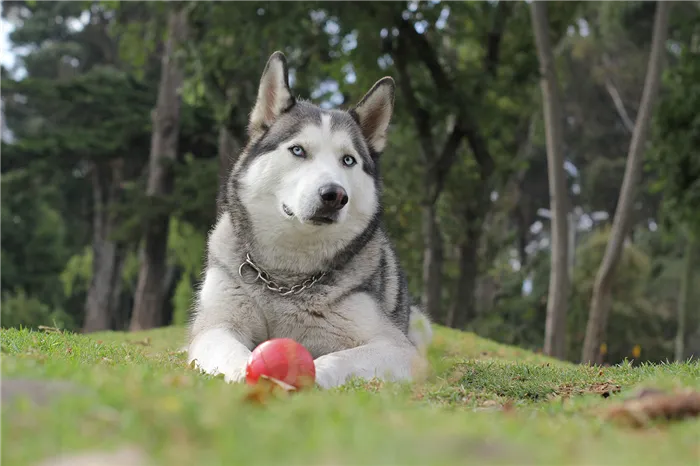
[2,1,699,366]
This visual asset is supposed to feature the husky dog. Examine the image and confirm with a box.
[187,51,433,389]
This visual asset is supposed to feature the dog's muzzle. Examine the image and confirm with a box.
[319,183,348,211]
[310,184,348,224]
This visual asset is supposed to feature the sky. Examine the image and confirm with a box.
[1,11,16,70]
[1,13,15,142]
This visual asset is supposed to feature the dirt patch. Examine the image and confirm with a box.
[36,446,150,466]
[2,378,89,407]
[555,381,622,399]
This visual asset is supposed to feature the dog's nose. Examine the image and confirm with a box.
[319,184,349,210]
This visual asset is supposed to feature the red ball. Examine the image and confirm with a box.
[245,338,316,390]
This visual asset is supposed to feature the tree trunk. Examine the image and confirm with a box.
[108,254,126,329]
[446,222,480,329]
[675,232,696,362]
[83,160,126,333]
[581,1,671,364]
[156,264,179,326]
[130,9,187,331]
[215,125,241,216]
[421,202,444,323]
[531,1,570,360]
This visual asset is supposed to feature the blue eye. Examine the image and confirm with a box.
[289,145,306,158]
[342,155,356,167]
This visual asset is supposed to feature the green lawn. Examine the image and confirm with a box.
[2,325,699,466]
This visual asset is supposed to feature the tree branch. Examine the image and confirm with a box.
[601,53,636,133]
[604,77,636,134]
[432,120,464,202]
[483,1,512,78]
[394,35,437,163]
[398,3,512,182]
[398,20,452,92]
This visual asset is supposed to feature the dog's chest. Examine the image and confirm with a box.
[258,293,385,359]
[266,311,356,358]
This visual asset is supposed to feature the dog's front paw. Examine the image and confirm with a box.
[188,356,247,384]
[223,366,246,384]
[313,355,348,389]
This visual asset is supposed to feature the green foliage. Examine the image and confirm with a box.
[471,255,547,353]
[59,247,94,299]
[473,226,676,364]
[651,42,700,234]
[567,229,672,363]
[183,1,331,134]
[3,68,153,163]
[168,218,207,326]
[1,169,70,308]
[1,289,76,330]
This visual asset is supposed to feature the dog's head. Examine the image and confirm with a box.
[233,51,394,258]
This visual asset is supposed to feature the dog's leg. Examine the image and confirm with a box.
[313,341,420,389]
[187,266,265,383]
[188,327,252,383]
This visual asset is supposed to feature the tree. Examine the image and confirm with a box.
[130,6,188,331]
[530,1,570,359]
[675,233,696,361]
[2,2,157,332]
[395,3,513,326]
[651,14,700,361]
[581,1,672,364]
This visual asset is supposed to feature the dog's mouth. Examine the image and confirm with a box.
[282,204,337,225]
[309,216,335,225]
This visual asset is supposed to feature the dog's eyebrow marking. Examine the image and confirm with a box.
[328,111,375,176]
[244,103,324,164]
[320,114,359,156]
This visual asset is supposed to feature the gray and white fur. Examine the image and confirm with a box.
[187,51,433,389]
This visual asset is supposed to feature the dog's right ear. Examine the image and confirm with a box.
[349,77,395,155]
[248,51,295,139]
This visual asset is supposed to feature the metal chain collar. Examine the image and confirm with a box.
[238,253,326,296]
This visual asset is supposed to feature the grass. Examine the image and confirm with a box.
[2,325,699,466]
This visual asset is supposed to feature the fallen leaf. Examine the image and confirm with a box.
[501,400,515,413]
[603,389,700,428]
[38,326,62,334]
[243,375,295,405]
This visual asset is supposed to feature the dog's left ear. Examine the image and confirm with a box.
[248,51,295,139]
[350,77,395,154]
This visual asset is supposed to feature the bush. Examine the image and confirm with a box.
[1,289,76,331]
